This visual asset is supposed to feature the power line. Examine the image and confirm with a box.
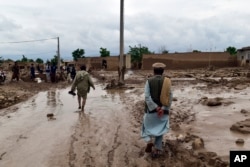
[0,37,58,44]
[26,51,56,56]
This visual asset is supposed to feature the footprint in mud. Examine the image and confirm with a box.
[0,152,7,160]
[16,134,28,142]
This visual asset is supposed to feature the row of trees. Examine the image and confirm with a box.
[0,54,63,66]
[0,46,238,66]
[0,55,45,64]
[72,47,111,61]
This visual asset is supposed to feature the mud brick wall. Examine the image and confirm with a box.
[78,55,131,71]
[142,52,237,70]
[91,56,119,70]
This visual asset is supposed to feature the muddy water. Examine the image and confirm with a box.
[0,84,146,167]
[173,84,250,157]
[65,86,145,167]
[0,87,80,167]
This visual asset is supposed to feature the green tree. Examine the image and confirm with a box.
[193,50,201,53]
[226,46,237,56]
[159,46,169,54]
[0,56,3,64]
[50,55,64,65]
[36,58,44,64]
[72,48,85,61]
[51,55,58,65]
[21,55,28,62]
[5,59,14,62]
[162,50,169,54]
[128,44,152,68]
[28,59,34,62]
[100,47,110,57]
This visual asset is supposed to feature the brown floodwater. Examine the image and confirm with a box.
[0,83,127,167]
[0,82,148,167]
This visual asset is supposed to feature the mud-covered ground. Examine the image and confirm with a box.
[1,67,250,167]
[91,67,250,167]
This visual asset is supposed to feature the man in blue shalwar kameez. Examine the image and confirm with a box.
[141,62,172,158]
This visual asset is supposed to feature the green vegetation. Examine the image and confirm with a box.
[100,47,110,57]
[162,50,169,54]
[128,44,152,68]
[226,46,237,56]
[193,50,201,53]
[50,55,64,65]
[72,48,85,61]
[36,58,44,64]
[21,55,28,62]
[0,56,3,64]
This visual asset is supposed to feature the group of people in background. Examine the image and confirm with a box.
[45,62,58,83]
[66,65,76,81]
[1,61,79,83]
[0,67,6,83]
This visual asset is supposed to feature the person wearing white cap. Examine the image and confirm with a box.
[141,62,173,158]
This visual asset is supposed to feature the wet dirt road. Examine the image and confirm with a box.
[0,83,147,167]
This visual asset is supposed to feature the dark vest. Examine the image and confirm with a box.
[145,75,164,112]
[148,75,164,106]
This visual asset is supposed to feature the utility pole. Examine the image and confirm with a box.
[57,37,61,68]
[118,0,125,85]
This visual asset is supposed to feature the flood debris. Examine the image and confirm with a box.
[235,139,245,145]
[104,78,135,90]
[240,109,248,114]
[230,118,250,134]
[192,138,205,150]
[200,97,223,106]
[47,113,56,121]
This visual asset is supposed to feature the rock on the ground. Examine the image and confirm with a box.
[240,109,248,114]
[205,97,223,106]
[235,139,245,145]
[234,84,248,90]
[230,118,250,134]
[192,138,204,150]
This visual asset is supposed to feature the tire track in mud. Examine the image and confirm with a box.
[69,115,96,167]
[67,83,164,167]
[68,131,77,167]
[66,87,145,167]
[107,125,122,167]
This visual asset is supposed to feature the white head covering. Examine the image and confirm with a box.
[152,62,166,68]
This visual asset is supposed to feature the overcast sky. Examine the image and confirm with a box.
[1,0,250,61]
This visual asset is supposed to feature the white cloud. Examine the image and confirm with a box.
[0,0,250,61]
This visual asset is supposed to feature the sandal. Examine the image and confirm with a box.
[145,143,154,153]
[151,149,163,158]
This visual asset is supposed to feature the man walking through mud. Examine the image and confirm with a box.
[69,65,95,112]
[141,62,172,158]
